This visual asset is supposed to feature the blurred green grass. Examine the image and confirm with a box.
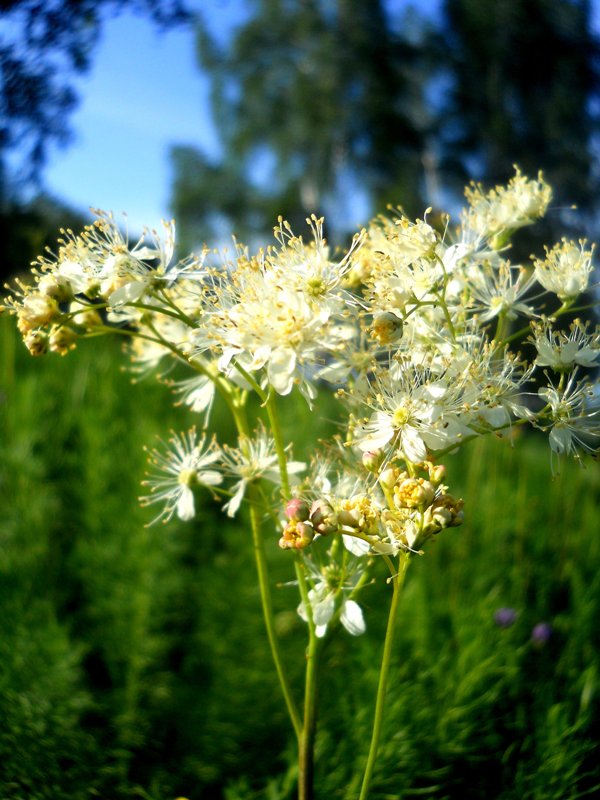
[1,315,600,800]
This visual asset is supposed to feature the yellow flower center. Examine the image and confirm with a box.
[392,406,410,427]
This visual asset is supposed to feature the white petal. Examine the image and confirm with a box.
[223,480,247,517]
[342,534,370,556]
[340,600,366,636]
[176,487,196,521]
[198,470,222,487]
[549,427,572,454]
[311,590,335,628]
[267,348,297,395]
[401,427,427,463]
[108,280,148,307]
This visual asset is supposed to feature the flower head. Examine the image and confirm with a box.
[141,428,222,524]
[533,239,595,300]
[220,427,305,517]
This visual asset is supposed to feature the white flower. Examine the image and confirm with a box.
[170,372,217,425]
[538,374,600,463]
[221,428,305,517]
[533,239,595,300]
[297,577,366,638]
[141,429,222,524]
[533,320,600,371]
[204,220,362,398]
[462,168,551,241]
[470,260,536,322]
[353,363,459,462]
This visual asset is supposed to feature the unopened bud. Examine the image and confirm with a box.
[428,463,446,486]
[24,329,48,356]
[49,326,78,356]
[38,274,71,303]
[379,466,400,491]
[371,312,403,345]
[279,520,315,550]
[17,294,60,334]
[362,449,384,472]
[394,478,435,510]
[424,494,464,533]
[309,499,338,535]
[285,497,310,521]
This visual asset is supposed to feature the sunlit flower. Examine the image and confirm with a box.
[470,260,536,322]
[538,373,600,462]
[532,319,600,371]
[462,168,551,242]
[533,238,595,300]
[221,428,305,517]
[141,428,222,524]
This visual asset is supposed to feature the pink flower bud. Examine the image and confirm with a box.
[285,497,310,521]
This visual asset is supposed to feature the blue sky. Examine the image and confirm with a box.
[43,6,220,232]
[37,0,597,234]
[41,1,447,233]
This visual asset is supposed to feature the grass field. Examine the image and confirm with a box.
[1,315,600,799]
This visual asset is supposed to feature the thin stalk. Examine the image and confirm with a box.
[248,489,302,740]
[232,362,292,500]
[298,626,320,800]
[357,553,411,800]
[265,392,291,499]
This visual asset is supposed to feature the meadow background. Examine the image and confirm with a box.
[2,1,600,798]
[2,311,600,799]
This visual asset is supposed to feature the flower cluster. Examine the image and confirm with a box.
[4,168,600,637]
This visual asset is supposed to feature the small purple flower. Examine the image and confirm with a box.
[494,607,518,628]
[531,622,552,646]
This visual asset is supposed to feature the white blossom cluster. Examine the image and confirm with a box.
[4,169,600,636]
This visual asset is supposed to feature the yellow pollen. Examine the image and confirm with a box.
[392,406,410,427]
[178,468,197,487]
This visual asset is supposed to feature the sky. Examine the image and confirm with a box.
[40,0,446,234]
[26,0,599,235]
[42,7,219,232]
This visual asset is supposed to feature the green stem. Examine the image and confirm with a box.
[298,626,321,800]
[248,488,302,740]
[358,553,411,800]
[266,392,291,498]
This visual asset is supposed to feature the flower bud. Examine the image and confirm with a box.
[370,312,403,345]
[279,520,315,550]
[337,508,360,528]
[17,294,60,334]
[38,274,72,303]
[428,463,446,486]
[49,326,78,356]
[379,466,401,491]
[309,499,338,535]
[426,494,464,532]
[24,329,48,357]
[362,449,384,472]
[285,497,310,522]
[394,478,435,509]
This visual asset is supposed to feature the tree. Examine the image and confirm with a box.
[0,0,190,200]
[438,0,600,231]
[170,0,436,249]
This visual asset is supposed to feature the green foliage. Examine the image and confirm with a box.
[171,0,600,249]
[1,317,600,798]
[171,0,434,248]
